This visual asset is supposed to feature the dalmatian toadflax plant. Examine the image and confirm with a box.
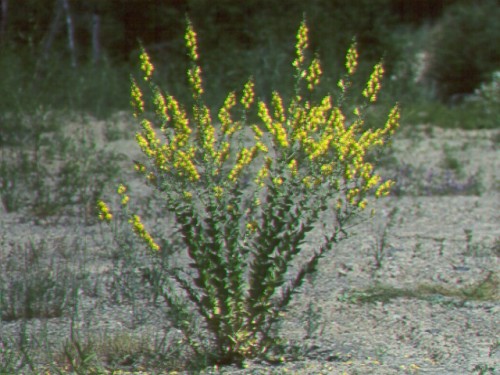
[99,20,399,365]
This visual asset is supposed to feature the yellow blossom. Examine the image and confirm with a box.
[97,200,112,222]
[272,177,283,186]
[251,125,263,140]
[271,92,286,123]
[384,104,400,135]
[185,20,198,61]
[246,221,258,234]
[219,92,237,134]
[255,157,272,187]
[345,40,358,75]
[288,159,298,177]
[228,146,259,183]
[153,87,169,123]
[241,78,255,110]
[213,186,223,199]
[174,149,200,182]
[375,180,394,197]
[363,62,384,103]
[130,79,144,117]
[139,48,154,81]
[293,20,308,71]
[129,214,160,251]
[358,199,367,210]
[188,65,204,98]
[306,56,322,91]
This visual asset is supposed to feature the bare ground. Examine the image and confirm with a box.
[0,120,499,374]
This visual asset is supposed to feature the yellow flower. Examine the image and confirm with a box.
[185,21,199,61]
[219,92,237,134]
[251,125,263,140]
[384,104,400,135]
[241,78,255,110]
[228,146,259,183]
[363,62,384,103]
[117,184,127,195]
[320,163,334,176]
[129,214,160,251]
[139,48,154,81]
[188,65,204,97]
[246,221,258,234]
[306,56,322,91]
[213,186,223,199]
[130,79,144,117]
[97,200,112,222]
[345,40,358,76]
[293,20,308,70]
[174,149,200,182]
[288,159,298,177]
[271,91,286,123]
[375,180,394,197]
[255,157,272,187]
[134,161,146,174]
[358,199,367,210]
[153,87,169,123]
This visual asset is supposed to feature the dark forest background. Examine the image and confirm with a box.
[0,0,498,125]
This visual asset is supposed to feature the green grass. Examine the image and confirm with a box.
[341,271,499,305]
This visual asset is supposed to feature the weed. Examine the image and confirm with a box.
[56,323,103,375]
[463,229,497,258]
[343,272,499,305]
[371,207,399,271]
[0,337,25,374]
[99,19,399,366]
[472,363,496,375]
[441,144,464,178]
[301,301,324,340]
[0,239,81,322]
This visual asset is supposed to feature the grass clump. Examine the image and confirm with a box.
[99,19,399,367]
[342,271,499,305]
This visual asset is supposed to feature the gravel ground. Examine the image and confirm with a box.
[1,123,498,374]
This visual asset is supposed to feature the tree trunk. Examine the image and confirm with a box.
[91,12,100,64]
[61,0,77,68]
[41,0,63,62]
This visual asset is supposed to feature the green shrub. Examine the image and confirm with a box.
[100,19,399,366]
[426,0,500,102]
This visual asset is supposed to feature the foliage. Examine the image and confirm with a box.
[0,46,130,119]
[100,19,399,366]
[425,0,500,102]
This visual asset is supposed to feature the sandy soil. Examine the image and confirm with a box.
[0,120,498,374]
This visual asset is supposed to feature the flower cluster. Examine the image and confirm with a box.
[363,62,384,102]
[139,47,154,81]
[97,200,112,222]
[129,214,160,252]
[345,41,358,76]
[293,20,308,71]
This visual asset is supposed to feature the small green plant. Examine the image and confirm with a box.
[100,19,399,366]
[371,207,399,271]
[0,337,25,374]
[57,324,103,375]
[0,239,81,322]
